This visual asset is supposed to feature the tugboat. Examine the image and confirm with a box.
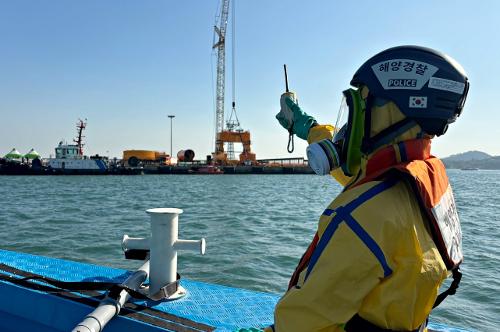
[47,119,108,174]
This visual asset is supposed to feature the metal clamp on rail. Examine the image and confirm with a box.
[122,208,206,300]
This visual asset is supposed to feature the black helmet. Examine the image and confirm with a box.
[351,46,469,152]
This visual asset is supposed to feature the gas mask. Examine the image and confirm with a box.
[307,89,365,178]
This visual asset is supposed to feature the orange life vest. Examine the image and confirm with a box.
[358,138,463,269]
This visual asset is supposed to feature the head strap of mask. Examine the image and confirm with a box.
[360,93,419,155]
[339,88,365,177]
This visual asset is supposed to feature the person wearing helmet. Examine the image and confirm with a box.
[270,46,469,332]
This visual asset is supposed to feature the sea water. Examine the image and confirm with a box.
[0,170,498,331]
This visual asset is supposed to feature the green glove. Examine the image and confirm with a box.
[276,93,317,140]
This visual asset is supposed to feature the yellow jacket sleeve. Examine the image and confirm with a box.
[307,124,335,145]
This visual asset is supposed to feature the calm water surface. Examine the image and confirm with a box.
[0,171,498,331]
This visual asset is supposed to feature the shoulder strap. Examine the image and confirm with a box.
[433,268,462,308]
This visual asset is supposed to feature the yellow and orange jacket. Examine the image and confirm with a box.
[267,125,452,332]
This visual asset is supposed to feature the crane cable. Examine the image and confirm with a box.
[230,0,240,126]
[231,1,247,155]
[231,0,236,111]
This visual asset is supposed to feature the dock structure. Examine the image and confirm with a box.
[155,157,314,175]
[1,157,315,175]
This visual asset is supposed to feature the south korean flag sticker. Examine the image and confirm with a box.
[409,96,427,108]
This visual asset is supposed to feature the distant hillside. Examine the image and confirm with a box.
[442,151,500,169]
[444,151,491,162]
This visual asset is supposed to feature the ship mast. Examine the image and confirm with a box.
[73,119,87,156]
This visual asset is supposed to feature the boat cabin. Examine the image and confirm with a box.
[55,142,82,159]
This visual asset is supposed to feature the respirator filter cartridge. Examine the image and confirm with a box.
[306,139,341,176]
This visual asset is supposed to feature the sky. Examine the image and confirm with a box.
[1,0,499,160]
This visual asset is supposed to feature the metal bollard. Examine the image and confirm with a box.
[122,208,205,299]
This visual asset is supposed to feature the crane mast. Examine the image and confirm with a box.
[211,0,256,165]
[213,0,230,155]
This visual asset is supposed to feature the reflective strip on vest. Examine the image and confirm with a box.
[430,184,463,266]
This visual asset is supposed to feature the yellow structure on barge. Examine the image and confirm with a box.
[122,150,170,167]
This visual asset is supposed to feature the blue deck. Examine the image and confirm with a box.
[0,249,471,332]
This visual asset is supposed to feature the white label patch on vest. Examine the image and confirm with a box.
[409,96,427,108]
[428,77,466,95]
[431,185,463,265]
[371,59,438,90]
